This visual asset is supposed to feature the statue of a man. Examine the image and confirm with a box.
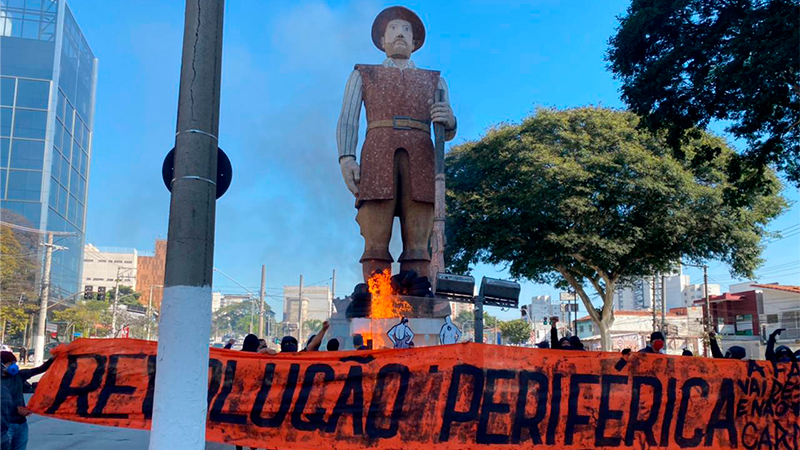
[337,6,457,282]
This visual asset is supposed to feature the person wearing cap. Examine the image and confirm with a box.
[639,331,666,354]
[337,6,457,282]
[1,351,53,450]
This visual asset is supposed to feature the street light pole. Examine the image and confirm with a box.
[149,1,224,449]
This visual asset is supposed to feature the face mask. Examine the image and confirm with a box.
[5,363,19,376]
[653,340,664,352]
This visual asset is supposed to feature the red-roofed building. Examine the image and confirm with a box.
[693,290,760,336]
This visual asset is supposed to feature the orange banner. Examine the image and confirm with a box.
[29,338,799,449]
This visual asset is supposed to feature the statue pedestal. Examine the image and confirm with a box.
[350,318,448,349]
[328,295,453,349]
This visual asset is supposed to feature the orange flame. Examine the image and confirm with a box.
[368,269,411,319]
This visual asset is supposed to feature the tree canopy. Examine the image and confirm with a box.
[212,299,270,338]
[498,319,532,346]
[1,212,42,341]
[607,0,800,191]
[445,107,786,349]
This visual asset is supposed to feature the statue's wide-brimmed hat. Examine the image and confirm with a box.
[371,6,425,53]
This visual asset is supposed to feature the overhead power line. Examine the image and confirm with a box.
[0,221,76,236]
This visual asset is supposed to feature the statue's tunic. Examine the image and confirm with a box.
[354,64,440,207]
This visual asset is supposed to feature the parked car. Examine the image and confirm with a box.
[26,342,59,363]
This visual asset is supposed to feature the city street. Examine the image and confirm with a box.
[25,396,231,450]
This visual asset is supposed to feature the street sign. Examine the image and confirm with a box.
[73,332,82,338]
[559,292,574,302]
[45,323,57,333]
[162,147,233,199]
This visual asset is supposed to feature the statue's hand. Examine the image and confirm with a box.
[340,156,360,197]
[430,101,455,129]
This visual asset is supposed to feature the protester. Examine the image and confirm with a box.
[536,340,549,349]
[326,339,340,351]
[708,332,746,359]
[2,351,53,450]
[639,332,666,354]
[279,336,298,353]
[568,335,585,351]
[302,321,330,352]
[257,339,267,352]
[549,317,572,350]
[764,328,796,363]
[241,334,260,352]
[353,334,368,351]
[682,349,694,356]
[223,338,235,350]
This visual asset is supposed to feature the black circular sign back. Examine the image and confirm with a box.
[161,147,232,199]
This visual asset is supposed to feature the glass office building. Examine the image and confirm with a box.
[1,0,97,298]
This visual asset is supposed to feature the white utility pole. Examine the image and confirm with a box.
[148,0,224,448]
[34,233,64,366]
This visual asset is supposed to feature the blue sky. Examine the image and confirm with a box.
[70,0,799,321]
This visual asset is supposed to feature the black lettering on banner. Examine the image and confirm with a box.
[45,354,107,416]
[325,365,365,435]
[595,374,628,446]
[209,360,247,425]
[774,422,790,450]
[624,376,662,447]
[142,355,157,420]
[758,425,772,450]
[705,378,737,447]
[545,373,563,445]
[747,360,766,378]
[565,374,600,445]
[660,378,677,447]
[439,364,484,442]
[476,369,514,444]
[251,363,300,428]
[207,359,223,409]
[366,364,410,439]
[510,371,548,445]
[91,354,146,418]
[291,364,335,431]
[674,377,709,448]
[741,422,759,450]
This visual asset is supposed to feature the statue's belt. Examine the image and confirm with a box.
[367,116,431,134]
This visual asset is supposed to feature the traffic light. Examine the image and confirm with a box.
[520,305,528,318]
[97,286,106,300]
[273,337,280,344]
[543,317,548,325]
[84,285,93,300]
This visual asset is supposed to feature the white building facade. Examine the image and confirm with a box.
[81,244,137,295]
[283,286,332,323]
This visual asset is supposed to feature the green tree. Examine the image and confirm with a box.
[1,211,42,342]
[212,299,270,338]
[109,286,143,307]
[446,107,786,350]
[499,319,532,346]
[52,300,112,339]
[607,0,800,191]
[452,309,498,340]
[303,319,323,338]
